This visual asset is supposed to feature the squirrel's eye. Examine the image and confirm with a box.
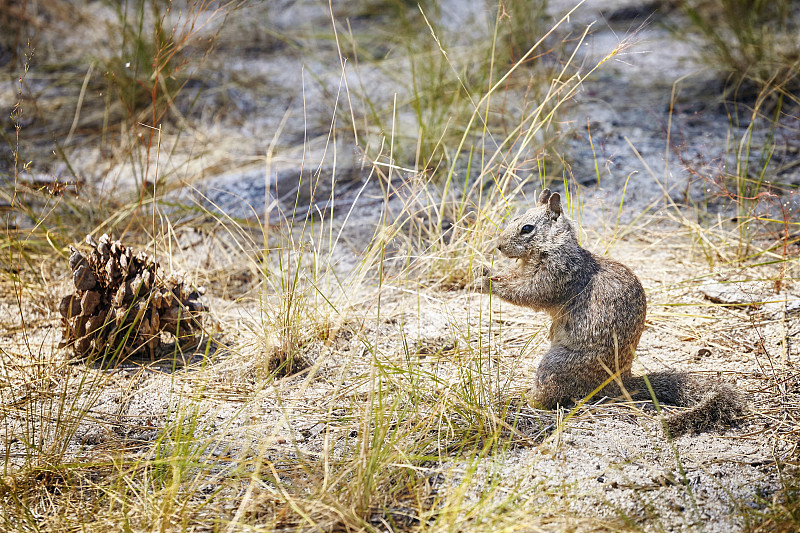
[520,224,534,235]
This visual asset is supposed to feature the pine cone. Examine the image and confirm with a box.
[59,234,206,360]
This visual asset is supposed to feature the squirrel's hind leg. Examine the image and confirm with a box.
[533,346,607,408]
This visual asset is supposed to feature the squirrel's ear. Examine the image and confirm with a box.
[548,193,562,217]
[538,188,552,205]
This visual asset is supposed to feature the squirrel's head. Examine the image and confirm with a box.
[496,189,577,260]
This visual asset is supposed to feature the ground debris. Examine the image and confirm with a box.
[700,281,770,307]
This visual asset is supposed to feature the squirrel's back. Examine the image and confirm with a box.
[554,252,646,363]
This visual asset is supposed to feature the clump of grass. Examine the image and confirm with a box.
[0,0,239,293]
[102,0,182,122]
[369,15,625,289]
[745,473,800,532]
[259,238,327,378]
[337,0,570,184]
[96,0,234,202]
[658,54,799,267]
[706,95,796,263]
[661,2,798,268]
[497,0,551,64]
[673,0,800,98]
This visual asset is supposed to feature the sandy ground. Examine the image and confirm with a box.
[2,0,799,531]
[2,230,798,530]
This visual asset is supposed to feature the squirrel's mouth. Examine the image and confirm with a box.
[499,249,523,260]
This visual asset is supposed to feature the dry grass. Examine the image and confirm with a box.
[672,0,800,99]
[1,1,799,532]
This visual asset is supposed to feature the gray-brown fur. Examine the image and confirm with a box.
[472,189,746,436]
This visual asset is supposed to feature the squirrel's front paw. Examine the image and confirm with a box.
[469,265,492,293]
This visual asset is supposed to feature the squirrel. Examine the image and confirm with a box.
[471,188,746,436]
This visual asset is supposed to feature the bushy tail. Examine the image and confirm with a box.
[620,372,747,437]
